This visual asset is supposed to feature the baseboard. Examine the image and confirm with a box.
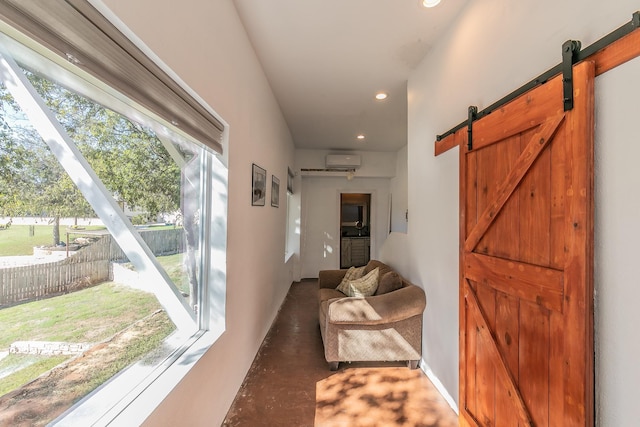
[420,359,459,415]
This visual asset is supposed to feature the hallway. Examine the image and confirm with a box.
[222,279,458,426]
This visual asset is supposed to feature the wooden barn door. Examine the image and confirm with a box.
[459,60,594,426]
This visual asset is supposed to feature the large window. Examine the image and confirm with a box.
[0,11,227,426]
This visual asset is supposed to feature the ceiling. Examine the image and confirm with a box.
[232,0,469,152]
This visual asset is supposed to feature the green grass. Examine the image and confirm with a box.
[123,253,189,296]
[72,312,175,398]
[0,224,105,256]
[0,224,182,257]
[156,253,189,294]
[0,282,176,400]
[0,225,56,256]
[0,354,69,396]
[0,226,185,404]
[0,283,165,349]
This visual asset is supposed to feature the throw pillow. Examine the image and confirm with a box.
[343,267,380,297]
[374,271,403,295]
[364,260,393,277]
[336,266,365,294]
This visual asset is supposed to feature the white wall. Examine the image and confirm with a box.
[299,176,390,278]
[296,148,402,278]
[407,0,640,421]
[101,1,296,425]
[378,231,409,275]
[594,56,640,426]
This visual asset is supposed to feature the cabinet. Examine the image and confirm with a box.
[340,237,370,268]
[341,238,351,268]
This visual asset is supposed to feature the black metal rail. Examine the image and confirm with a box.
[436,11,640,143]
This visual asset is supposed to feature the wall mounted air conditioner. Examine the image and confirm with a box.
[326,154,361,169]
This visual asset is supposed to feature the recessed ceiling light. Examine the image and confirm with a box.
[422,0,441,7]
[356,134,365,140]
[375,92,388,100]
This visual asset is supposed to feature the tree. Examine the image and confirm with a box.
[0,68,199,307]
[0,71,181,245]
[0,86,95,245]
[28,73,181,216]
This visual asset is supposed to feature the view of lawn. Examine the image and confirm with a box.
[0,62,197,424]
[0,355,69,397]
[0,223,179,257]
[0,282,176,399]
[0,224,62,256]
[135,252,189,295]
[0,282,166,348]
[0,224,105,256]
[0,223,186,422]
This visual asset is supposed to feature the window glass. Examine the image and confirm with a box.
[0,58,218,424]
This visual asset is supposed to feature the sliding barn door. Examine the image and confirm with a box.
[459,61,594,426]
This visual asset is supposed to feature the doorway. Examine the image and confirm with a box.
[340,193,371,268]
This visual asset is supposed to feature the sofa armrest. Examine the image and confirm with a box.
[327,285,426,326]
[318,269,348,289]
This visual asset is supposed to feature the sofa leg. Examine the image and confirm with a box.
[408,360,419,370]
[329,361,339,371]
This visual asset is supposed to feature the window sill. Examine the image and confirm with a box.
[54,326,224,426]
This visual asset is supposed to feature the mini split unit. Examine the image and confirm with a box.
[325,154,361,169]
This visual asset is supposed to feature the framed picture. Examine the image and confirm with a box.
[252,163,266,206]
[271,175,280,207]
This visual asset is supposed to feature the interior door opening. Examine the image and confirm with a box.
[339,193,371,268]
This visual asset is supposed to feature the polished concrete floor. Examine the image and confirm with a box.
[222,279,458,427]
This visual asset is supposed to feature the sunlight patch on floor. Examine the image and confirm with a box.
[315,367,457,427]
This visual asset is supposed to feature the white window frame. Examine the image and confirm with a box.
[0,23,228,427]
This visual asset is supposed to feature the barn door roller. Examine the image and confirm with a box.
[562,40,581,111]
[467,106,477,150]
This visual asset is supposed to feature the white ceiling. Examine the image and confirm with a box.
[232,0,469,152]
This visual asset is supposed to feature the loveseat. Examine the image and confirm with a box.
[318,260,426,370]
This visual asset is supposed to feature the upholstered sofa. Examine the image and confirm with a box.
[318,260,426,370]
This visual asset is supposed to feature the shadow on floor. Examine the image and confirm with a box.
[222,280,458,427]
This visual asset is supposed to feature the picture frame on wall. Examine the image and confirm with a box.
[252,163,266,206]
[271,175,280,208]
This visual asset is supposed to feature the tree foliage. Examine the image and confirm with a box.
[0,70,181,245]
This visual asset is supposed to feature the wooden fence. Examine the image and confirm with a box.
[0,228,184,307]
[107,228,185,261]
[0,259,110,306]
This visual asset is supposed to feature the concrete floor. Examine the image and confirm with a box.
[222,279,458,426]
